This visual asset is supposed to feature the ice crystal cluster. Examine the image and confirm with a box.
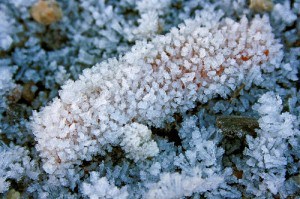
[0,0,299,198]
[0,144,39,193]
[0,67,17,114]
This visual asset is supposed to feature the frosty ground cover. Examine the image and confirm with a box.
[0,0,299,198]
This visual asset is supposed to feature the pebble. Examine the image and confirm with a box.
[30,0,62,25]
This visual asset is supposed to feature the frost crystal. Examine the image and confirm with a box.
[0,67,17,115]
[120,123,159,162]
[145,168,224,199]
[82,172,128,199]
[0,144,39,193]
[132,0,171,39]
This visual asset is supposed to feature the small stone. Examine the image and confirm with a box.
[249,0,273,12]
[7,189,21,199]
[216,115,259,138]
[30,0,63,25]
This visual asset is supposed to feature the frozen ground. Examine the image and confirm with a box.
[0,0,299,198]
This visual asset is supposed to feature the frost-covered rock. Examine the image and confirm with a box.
[31,13,282,184]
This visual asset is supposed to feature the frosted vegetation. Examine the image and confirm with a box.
[0,0,299,198]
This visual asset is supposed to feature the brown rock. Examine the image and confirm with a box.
[249,0,274,12]
[30,0,62,25]
[216,115,259,138]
